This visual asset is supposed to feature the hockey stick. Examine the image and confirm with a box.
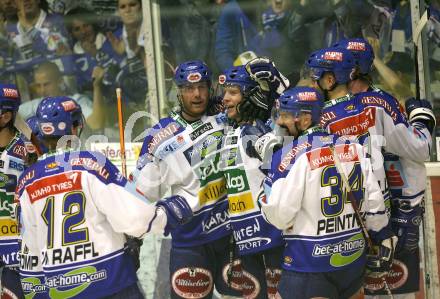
[116,88,127,177]
[331,145,394,298]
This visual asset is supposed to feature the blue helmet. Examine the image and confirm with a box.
[174,60,212,87]
[26,116,48,153]
[36,96,83,136]
[307,47,356,84]
[277,86,324,124]
[219,65,257,94]
[26,116,43,139]
[333,38,374,75]
[0,84,21,113]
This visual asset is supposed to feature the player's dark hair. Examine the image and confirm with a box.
[64,7,101,34]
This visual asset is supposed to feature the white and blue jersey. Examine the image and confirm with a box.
[17,150,165,299]
[132,112,231,248]
[0,132,35,269]
[261,128,389,273]
[221,125,283,255]
[7,10,71,61]
[320,91,431,211]
[366,86,431,208]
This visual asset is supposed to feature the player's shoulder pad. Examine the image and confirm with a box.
[137,117,184,166]
[354,91,405,124]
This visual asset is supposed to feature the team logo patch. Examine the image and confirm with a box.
[297,92,318,101]
[189,123,213,141]
[187,72,202,83]
[45,162,60,170]
[61,100,77,111]
[283,256,293,265]
[324,51,343,61]
[25,142,36,154]
[13,144,26,157]
[344,104,356,112]
[222,259,243,291]
[364,259,408,291]
[223,260,261,299]
[347,41,366,51]
[40,123,55,135]
[2,87,18,98]
[266,268,282,299]
[58,122,66,130]
[218,74,226,85]
[172,267,213,298]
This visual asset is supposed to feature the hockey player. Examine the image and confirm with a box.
[16,96,193,298]
[306,46,434,290]
[0,83,34,299]
[220,65,284,298]
[131,60,242,298]
[334,37,433,296]
[260,86,394,299]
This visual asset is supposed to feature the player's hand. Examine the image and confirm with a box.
[106,31,125,55]
[241,119,274,159]
[405,97,436,134]
[156,195,193,235]
[245,57,289,96]
[92,66,105,86]
[366,235,398,277]
[391,203,423,253]
[237,85,273,122]
[124,236,143,271]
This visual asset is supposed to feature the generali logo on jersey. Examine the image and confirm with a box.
[347,41,366,51]
[3,88,18,98]
[324,51,343,61]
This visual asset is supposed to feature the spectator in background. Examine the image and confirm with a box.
[18,61,105,131]
[390,0,413,54]
[0,0,17,26]
[287,0,339,74]
[367,37,414,104]
[6,0,75,101]
[215,0,264,71]
[0,0,17,83]
[260,0,299,84]
[65,7,123,94]
[7,0,71,60]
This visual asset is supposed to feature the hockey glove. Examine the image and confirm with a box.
[156,195,193,236]
[391,204,423,253]
[245,57,290,97]
[405,98,436,134]
[240,119,273,159]
[366,235,398,278]
[237,85,273,122]
[125,236,143,271]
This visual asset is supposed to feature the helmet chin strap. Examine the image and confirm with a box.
[317,79,337,101]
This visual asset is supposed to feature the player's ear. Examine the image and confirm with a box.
[0,111,12,125]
